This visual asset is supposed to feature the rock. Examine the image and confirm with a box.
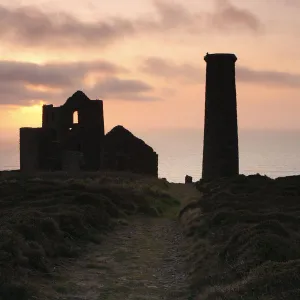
[185,175,193,184]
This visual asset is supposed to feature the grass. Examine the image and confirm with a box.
[179,174,300,300]
[0,170,180,300]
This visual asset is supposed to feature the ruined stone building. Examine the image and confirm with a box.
[202,53,239,180]
[104,125,158,176]
[19,91,158,176]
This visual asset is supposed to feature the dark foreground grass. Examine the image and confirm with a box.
[0,171,180,300]
[179,174,300,300]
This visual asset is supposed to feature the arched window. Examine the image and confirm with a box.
[73,111,78,124]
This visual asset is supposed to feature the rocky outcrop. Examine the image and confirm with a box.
[185,175,193,184]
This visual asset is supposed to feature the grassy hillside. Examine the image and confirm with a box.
[0,171,180,300]
[180,174,300,300]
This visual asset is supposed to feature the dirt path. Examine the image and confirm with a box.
[34,183,200,300]
[167,183,200,207]
[36,216,190,300]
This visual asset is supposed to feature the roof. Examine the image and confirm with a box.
[105,125,156,153]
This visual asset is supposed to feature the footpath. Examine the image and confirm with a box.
[35,184,200,300]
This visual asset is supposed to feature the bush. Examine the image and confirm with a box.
[0,172,178,298]
[180,174,300,300]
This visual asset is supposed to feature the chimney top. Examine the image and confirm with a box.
[204,53,237,63]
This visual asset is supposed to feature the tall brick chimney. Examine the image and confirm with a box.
[202,53,239,180]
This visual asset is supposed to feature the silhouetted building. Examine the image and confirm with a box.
[19,91,158,176]
[202,53,239,180]
[104,125,158,176]
[20,91,104,172]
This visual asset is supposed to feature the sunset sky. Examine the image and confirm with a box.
[1,0,300,174]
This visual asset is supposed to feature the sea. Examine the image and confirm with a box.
[1,128,300,183]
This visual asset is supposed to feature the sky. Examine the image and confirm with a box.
[1,0,300,154]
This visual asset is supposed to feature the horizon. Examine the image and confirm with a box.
[1,0,300,180]
[2,127,300,182]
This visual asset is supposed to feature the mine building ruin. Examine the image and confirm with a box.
[19,91,158,176]
[202,53,239,180]
[104,125,158,176]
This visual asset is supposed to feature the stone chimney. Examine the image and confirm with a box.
[202,53,239,180]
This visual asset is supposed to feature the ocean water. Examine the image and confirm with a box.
[1,129,300,183]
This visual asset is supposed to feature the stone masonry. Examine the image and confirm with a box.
[202,53,239,180]
[19,91,158,177]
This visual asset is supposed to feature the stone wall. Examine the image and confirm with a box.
[19,128,40,172]
[62,150,84,171]
[20,127,62,172]
[20,91,105,172]
[37,128,62,171]
[57,91,105,171]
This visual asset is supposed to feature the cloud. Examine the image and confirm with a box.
[279,0,300,6]
[211,0,263,32]
[140,57,202,83]
[141,56,300,88]
[146,0,263,34]
[0,60,157,106]
[101,93,162,102]
[88,77,159,101]
[90,77,153,95]
[0,0,263,49]
[0,5,135,48]
[0,60,125,88]
[0,81,60,105]
[139,0,202,32]
[237,67,300,88]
